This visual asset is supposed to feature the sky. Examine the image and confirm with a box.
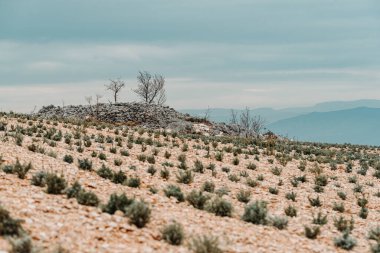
[0,0,380,112]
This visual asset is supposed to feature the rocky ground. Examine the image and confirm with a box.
[1,113,380,253]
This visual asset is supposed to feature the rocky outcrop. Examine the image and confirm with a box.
[35,103,237,136]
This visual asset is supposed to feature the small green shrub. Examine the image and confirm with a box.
[78,158,92,171]
[202,181,215,193]
[76,190,100,206]
[190,235,222,253]
[97,164,114,180]
[126,177,141,188]
[161,222,184,246]
[176,170,194,184]
[63,154,74,164]
[46,173,67,194]
[0,206,23,236]
[112,170,127,184]
[102,193,134,214]
[236,190,251,203]
[334,231,356,250]
[304,225,320,239]
[31,171,47,187]
[205,197,233,217]
[125,200,151,228]
[186,190,210,210]
[242,200,267,225]
[66,181,82,199]
[284,205,297,217]
[312,212,328,225]
[164,185,184,202]
[269,216,288,230]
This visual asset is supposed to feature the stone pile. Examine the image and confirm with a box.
[35,103,242,136]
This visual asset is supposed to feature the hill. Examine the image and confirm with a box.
[268,107,380,146]
[1,112,380,252]
[180,99,380,124]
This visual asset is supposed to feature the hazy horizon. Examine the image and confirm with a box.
[1,0,379,112]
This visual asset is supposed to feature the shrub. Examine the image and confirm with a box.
[193,160,204,173]
[368,226,380,242]
[112,170,127,184]
[190,235,222,253]
[114,159,123,166]
[285,191,297,202]
[78,158,92,171]
[147,166,157,175]
[126,177,141,188]
[125,200,151,228]
[66,181,82,199]
[269,216,288,230]
[161,222,184,246]
[186,190,210,210]
[215,152,223,162]
[236,190,251,203]
[232,157,239,165]
[284,205,297,217]
[333,202,345,213]
[269,187,279,195]
[0,206,23,236]
[76,190,100,206]
[246,178,258,187]
[98,153,107,161]
[337,191,347,200]
[205,197,233,217]
[13,159,32,179]
[359,207,369,219]
[63,154,74,164]
[147,155,156,164]
[120,150,130,156]
[46,173,67,194]
[312,212,328,225]
[247,162,256,170]
[102,193,134,214]
[271,167,282,176]
[137,154,147,162]
[97,165,114,180]
[202,181,215,193]
[9,235,33,253]
[242,201,267,225]
[31,171,47,187]
[164,150,171,159]
[176,170,194,184]
[308,196,322,207]
[164,185,184,202]
[333,216,354,232]
[160,168,170,179]
[304,225,320,239]
[334,231,356,250]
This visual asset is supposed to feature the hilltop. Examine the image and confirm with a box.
[0,111,380,252]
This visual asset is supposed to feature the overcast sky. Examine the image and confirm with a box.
[1,0,380,112]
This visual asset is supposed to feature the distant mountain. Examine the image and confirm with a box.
[180,99,380,124]
[268,107,380,146]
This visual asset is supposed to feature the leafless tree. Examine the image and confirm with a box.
[105,78,126,103]
[203,107,211,121]
[229,107,266,138]
[134,71,166,105]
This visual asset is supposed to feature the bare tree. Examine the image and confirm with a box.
[229,107,266,138]
[134,71,166,105]
[203,106,211,122]
[105,78,126,103]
